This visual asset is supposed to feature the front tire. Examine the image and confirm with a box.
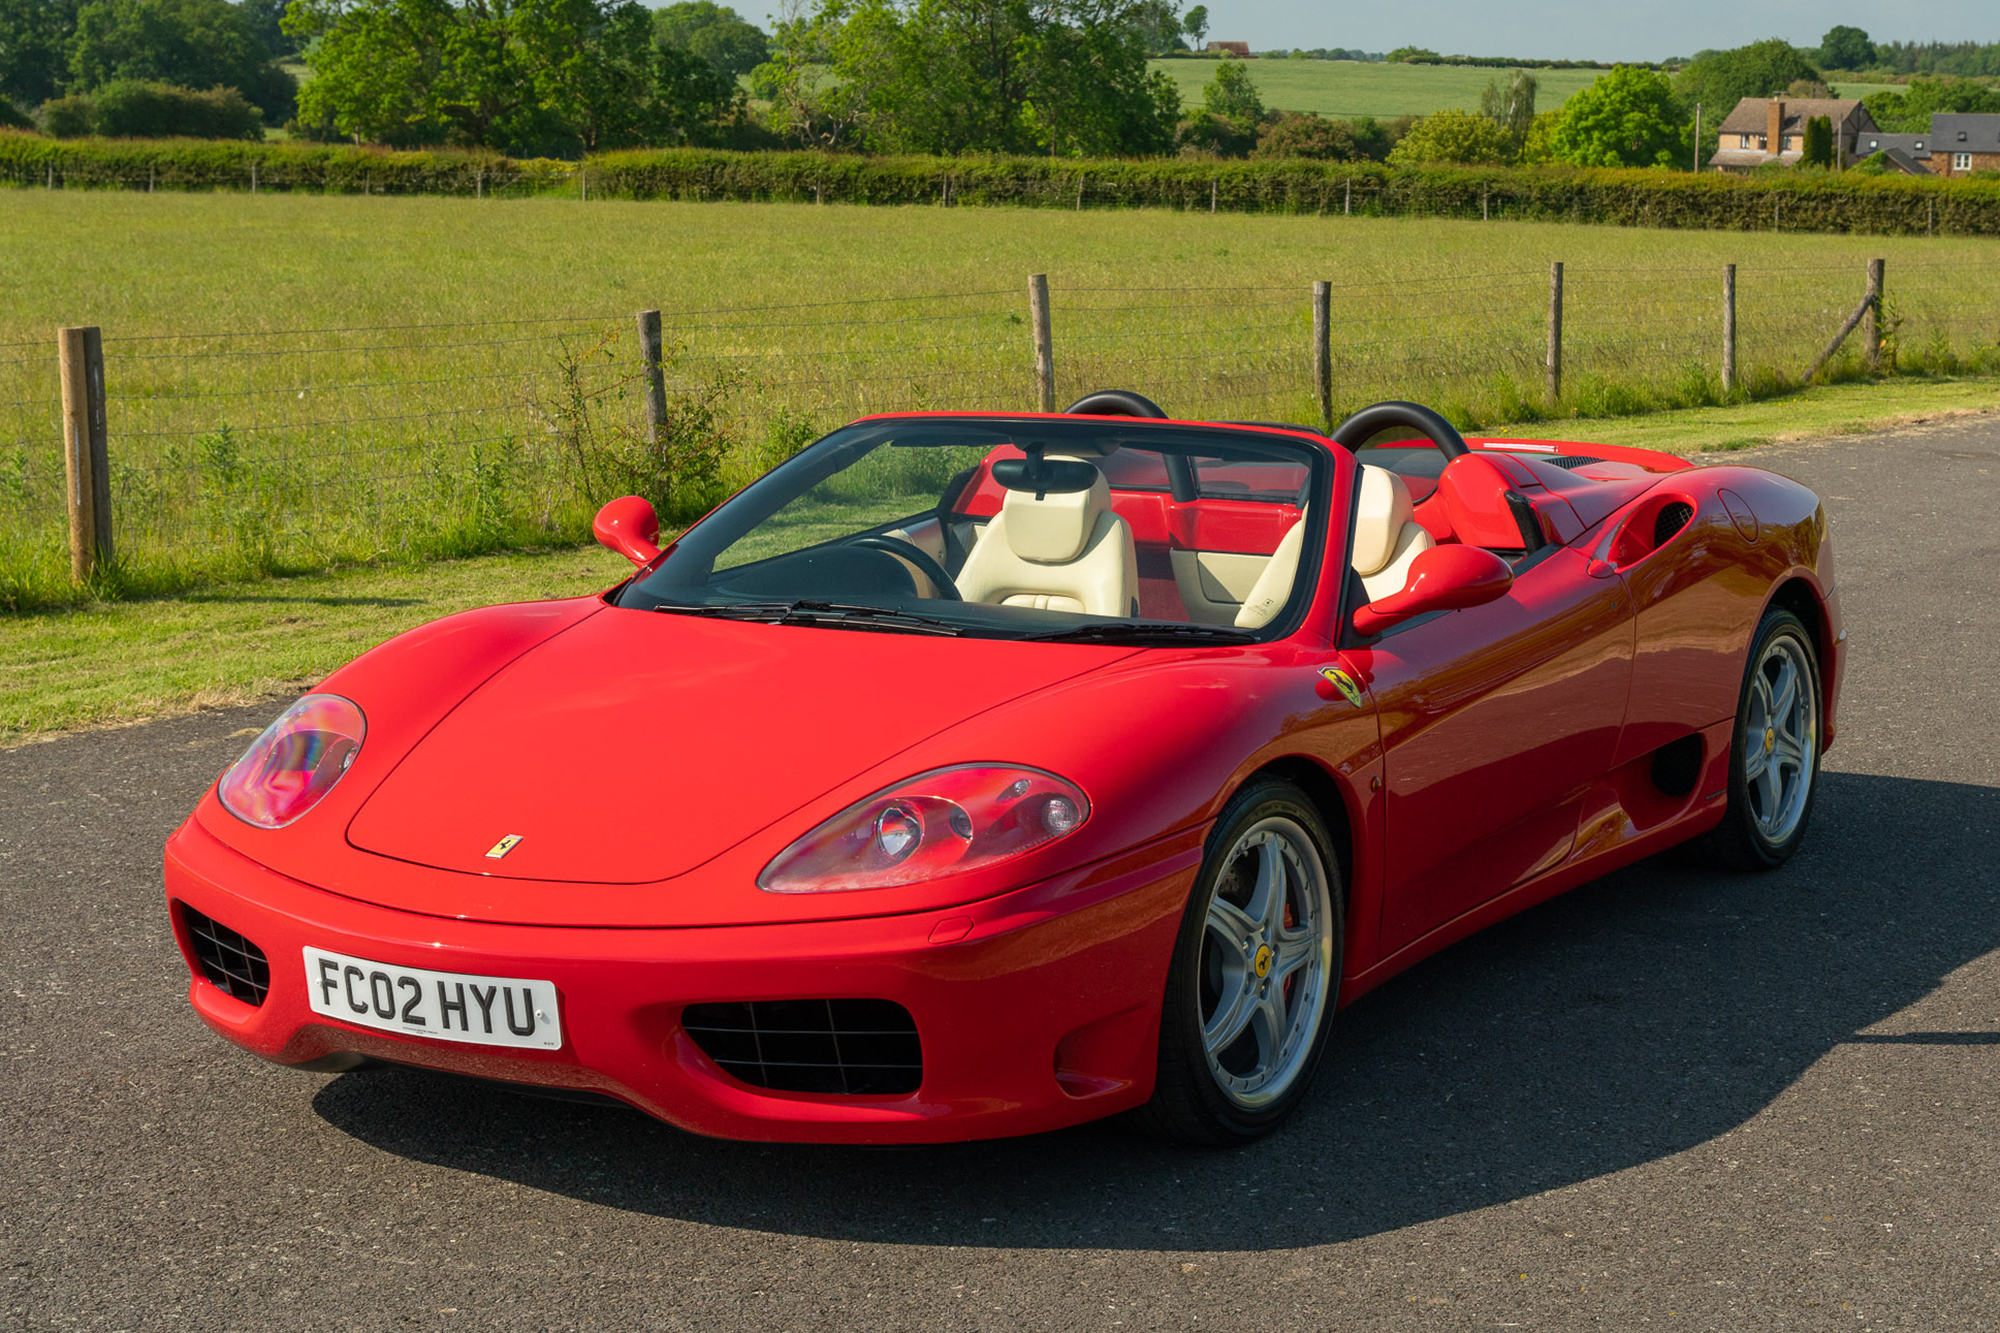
[1134,779,1342,1145]
[1698,606,1822,871]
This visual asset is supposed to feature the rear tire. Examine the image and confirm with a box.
[1697,607,1822,871]
[1133,779,1343,1146]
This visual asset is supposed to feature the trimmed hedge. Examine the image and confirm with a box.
[0,132,574,194]
[6,133,2000,235]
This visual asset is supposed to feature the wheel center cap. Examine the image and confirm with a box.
[1764,727,1776,753]
[1253,943,1273,979]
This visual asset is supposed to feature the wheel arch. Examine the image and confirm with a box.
[1765,574,1835,746]
[1238,754,1357,925]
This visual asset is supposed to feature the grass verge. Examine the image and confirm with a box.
[4,374,1993,748]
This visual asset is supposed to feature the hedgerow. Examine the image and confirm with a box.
[6,132,2000,235]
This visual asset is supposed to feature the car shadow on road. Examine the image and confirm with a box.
[313,771,2000,1251]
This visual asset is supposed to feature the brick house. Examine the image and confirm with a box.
[1205,41,1252,58]
[1711,98,1879,171]
[1853,115,2000,176]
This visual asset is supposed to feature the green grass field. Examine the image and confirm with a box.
[1147,60,1898,121]
[1149,59,1607,119]
[7,373,1994,746]
[6,191,2000,612]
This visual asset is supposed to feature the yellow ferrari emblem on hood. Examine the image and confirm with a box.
[485,834,523,859]
[1319,667,1365,708]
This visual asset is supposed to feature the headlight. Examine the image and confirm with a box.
[217,694,366,829]
[758,764,1090,893]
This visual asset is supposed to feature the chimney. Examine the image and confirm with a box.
[1767,100,1784,155]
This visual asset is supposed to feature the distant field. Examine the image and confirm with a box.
[1149,59,1607,119]
[5,192,1997,609]
[1148,62,1904,121]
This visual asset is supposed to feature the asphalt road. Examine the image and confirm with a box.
[3,418,1997,1332]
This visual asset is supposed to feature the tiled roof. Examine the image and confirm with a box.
[1930,114,2000,153]
[1858,132,1932,157]
[1715,98,1873,135]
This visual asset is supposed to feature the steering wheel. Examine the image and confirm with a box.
[846,535,963,601]
[1329,401,1471,461]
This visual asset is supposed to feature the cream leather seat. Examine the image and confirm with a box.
[955,465,1138,617]
[1234,507,1309,629]
[1351,464,1433,601]
[1233,465,1432,630]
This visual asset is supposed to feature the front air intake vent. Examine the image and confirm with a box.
[682,999,922,1095]
[1654,501,1695,549]
[1543,455,1606,470]
[177,903,271,1006]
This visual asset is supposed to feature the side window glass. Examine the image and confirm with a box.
[1188,456,1309,503]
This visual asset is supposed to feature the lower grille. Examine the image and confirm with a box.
[681,999,922,1095]
[178,903,271,1006]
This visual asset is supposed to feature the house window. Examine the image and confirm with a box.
[1739,134,1751,148]
[1868,139,1879,149]
[1955,152,1973,170]
[1757,136,1767,149]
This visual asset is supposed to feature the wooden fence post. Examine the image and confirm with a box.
[1546,261,1564,404]
[1721,263,1736,394]
[57,326,111,582]
[1028,273,1054,413]
[1312,281,1333,433]
[1864,258,1884,371]
[636,310,668,453]
[1343,177,1350,215]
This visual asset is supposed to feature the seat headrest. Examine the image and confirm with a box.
[1001,461,1111,564]
[1352,464,1416,577]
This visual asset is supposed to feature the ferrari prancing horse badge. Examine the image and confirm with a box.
[1319,667,1365,708]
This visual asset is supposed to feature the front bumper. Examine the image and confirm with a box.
[164,818,1200,1144]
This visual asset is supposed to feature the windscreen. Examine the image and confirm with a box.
[619,417,1327,643]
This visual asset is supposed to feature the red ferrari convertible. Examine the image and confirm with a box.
[164,394,1842,1145]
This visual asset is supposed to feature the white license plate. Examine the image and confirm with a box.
[302,947,563,1051]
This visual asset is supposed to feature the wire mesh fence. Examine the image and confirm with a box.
[4,257,1996,610]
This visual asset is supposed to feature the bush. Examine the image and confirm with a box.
[1176,111,1258,158]
[1387,109,1512,166]
[34,83,264,140]
[1253,112,1361,161]
[91,83,265,140]
[0,97,32,132]
[40,97,96,138]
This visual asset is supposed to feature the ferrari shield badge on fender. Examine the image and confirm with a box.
[1319,667,1365,708]
[485,834,523,860]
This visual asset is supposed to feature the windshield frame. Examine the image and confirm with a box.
[615,413,1337,645]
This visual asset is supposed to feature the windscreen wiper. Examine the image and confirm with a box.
[652,600,965,636]
[1027,621,1258,645]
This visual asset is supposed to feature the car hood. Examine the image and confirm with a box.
[343,608,1137,887]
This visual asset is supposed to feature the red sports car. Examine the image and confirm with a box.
[164,394,1842,1145]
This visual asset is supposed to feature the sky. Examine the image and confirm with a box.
[1212,1,1998,61]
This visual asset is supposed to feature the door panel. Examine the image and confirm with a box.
[1345,546,1635,952]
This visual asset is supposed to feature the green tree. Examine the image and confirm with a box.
[287,0,739,153]
[1516,107,1561,163]
[241,0,297,57]
[1179,2,1203,47]
[766,0,1179,157]
[1199,55,1260,121]
[1672,39,1821,120]
[68,0,295,120]
[1548,63,1684,167]
[1251,110,1359,160]
[1478,67,1535,150]
[1818,25,1875,70]
[1385,108,1511,165]
[1862,76,2000,132]
[653,1,768,77]
[1384,46,1437,64]
[0,0,81,107]
[1799,114,1832,167]
[0,90,31,126]
[1129,0,1181,53]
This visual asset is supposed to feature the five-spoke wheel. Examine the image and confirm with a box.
[1139,779,1341,1144]
[1700,606,1822,869]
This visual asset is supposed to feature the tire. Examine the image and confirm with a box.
[1133,778,1343,1145]
[1696,607,1822,871]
